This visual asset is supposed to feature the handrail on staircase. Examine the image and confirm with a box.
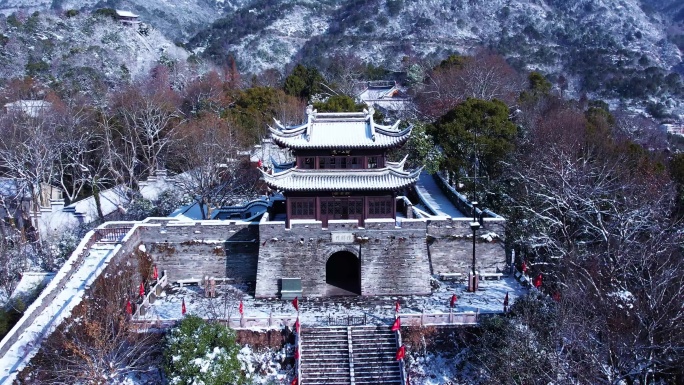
[296,323,302,385]
[395,314,407,385]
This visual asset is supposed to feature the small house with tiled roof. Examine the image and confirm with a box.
[262,106,420,227]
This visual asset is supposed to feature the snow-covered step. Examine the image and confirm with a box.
[300,327,352,385]
[349,326,402,385]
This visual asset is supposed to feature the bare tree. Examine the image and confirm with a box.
[172,114,259,219]
[0,101,58,231]
[49,95,102,203]
[111,76,183,180]
[22,260,160,384]
[415,50,523,120]
[502,100,684,383]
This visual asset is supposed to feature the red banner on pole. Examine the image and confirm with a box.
[126,300,132,315]
[391,317,401,332]
[450,294,457,308]
[534,273,543,289]
[522,260,528,274]
[292,296,299,311]
[139,282,145,297]
[395,301,400,313]
[181,298,186,315]
[239,301,244,315]
[290,377,297,385]
[153,265,158,280]
[395,345,406,361]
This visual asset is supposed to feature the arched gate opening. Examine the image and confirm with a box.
[326,251,361,296]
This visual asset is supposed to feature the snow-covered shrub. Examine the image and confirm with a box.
[156,189,182,217]
[163,315,245,385]
[126,195,157,221]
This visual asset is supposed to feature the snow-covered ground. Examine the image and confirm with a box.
[139,275,526,327]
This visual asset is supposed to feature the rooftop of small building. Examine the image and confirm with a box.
[269,106,412,150]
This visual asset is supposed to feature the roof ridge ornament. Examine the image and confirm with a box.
[305,104,317,141]
[365,106,376,141]
[273,117,285,130]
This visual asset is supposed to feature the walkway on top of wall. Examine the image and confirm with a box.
[415,172,465,218]
[0,240,119,384]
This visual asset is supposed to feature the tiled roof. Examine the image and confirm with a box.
[270,109,411,150]
[260,167,422,191]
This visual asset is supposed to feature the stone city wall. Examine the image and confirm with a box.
[427,217,506,276]
[136,221,260,283]
[255,215,431,298]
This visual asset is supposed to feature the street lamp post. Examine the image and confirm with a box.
[469,202,480,292]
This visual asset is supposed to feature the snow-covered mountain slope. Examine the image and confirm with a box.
[0,0,250,40]
[0,0,681,110]
[0,12,188,96]
[187,0,682,88]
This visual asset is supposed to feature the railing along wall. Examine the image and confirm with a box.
[295,323,301,385]
[131,314,300,330]
[394,313,407,385]
[132,272,169,318]
[399,310,496,326]
[94,226,134,242]
[130,311,496,330]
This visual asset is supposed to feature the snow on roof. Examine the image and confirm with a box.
[250,138,295,171]
[3,100,51,118]
[270,109,411,150]
[0,178,22,197]
[139,170,176,201]
[169,202,209,221]
[65,185,130,223]
[115,10,139,18]
[415,171,465,218]
[8,273,55,303]
[261,166,422,191]
[357,82,408,102]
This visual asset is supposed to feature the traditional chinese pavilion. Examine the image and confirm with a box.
[262,106,421,227]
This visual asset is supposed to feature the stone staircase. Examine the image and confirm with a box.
[351,327,402,384]
[300,326,402,385]
[300,327,351,384]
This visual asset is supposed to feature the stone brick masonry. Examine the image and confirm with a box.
[130,214,505,299]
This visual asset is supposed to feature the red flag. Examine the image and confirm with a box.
[503,292,509,307]
[521,261,527,274]
[153,265,158,280]
[534,273,543,289]
[125,300,132,315]
[395,345,406,360]
[290,377,297,385]
[450,294,457,308]
[391,317,401,332]
[294,347,300,360]
[181,298,186,315]
[257,159,263,168]
[294,318,300,333]
[139,282,145,297]
[395,301,400,313]
[239,301,244,315]
[292,296,299,311]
